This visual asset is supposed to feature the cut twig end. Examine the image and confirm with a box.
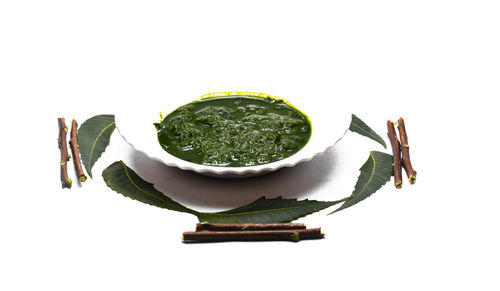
[64,178,73,188]
[408,174,416,184]
[79,175,88,183]
[395,179,402,189]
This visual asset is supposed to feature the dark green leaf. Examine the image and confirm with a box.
[78,114,116,178]
[198,196,346,223]
[330,151,393,214]
[102,161,197,214]
[102,160,345,223]
[349,114,387,149]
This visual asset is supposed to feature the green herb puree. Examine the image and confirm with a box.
[155,96,312,167]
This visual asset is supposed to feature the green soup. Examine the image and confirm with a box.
[155,95,312,167]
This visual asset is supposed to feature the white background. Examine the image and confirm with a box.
[1,1,499,290]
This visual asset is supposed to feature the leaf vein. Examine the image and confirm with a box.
[118,161,178,209]
[88,121,115,167]
[350,122,371,135]
[357,152,376,196]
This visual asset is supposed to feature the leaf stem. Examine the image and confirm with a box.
[387,120,403,188]
[69,119,87,183]
[196,222,307,231]
[183,228,324,242]
[58,117,72,188]
[397,117,417,184]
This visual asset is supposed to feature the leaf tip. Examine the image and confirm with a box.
[349,114,387,149]
[327,208,339,215]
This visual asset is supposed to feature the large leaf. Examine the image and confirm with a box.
[349,114,387,149]
[197,196,346,223]
[78,114,116,178]
[102,161,197,214]
[102,160,345,223]
[330,151,393,214]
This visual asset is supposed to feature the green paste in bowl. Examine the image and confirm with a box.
[154,95,312,167]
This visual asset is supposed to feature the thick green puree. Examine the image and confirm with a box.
[155,95,312,167]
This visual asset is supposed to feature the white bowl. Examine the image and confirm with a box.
[115,92,351,178]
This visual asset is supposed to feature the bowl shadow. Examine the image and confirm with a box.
[129,149,339,212]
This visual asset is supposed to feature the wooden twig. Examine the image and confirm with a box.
[397,117,417,184]
[196,222,306,232]
[183,228,324,242]
[58,117,72,188]
[387,120,402,188]
[69,119,87,183]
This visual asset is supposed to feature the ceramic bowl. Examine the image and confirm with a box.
[115,91,350,178]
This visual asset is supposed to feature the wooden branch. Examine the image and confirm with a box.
[58,117,72,188]
[69,119,87,183]
[387,120,402,188]
[196,222,306,232]
[183,228,324,242]
[397,117,417,184]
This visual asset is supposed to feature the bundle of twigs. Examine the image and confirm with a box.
[183,223,324,242]
[58,117,86,188]
[387,117,417,188]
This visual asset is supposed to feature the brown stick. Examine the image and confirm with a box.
[387,120,402,188]
[69,119,87,183]
[196,222,307,232]
[183,228,324,242]
[397,118,417,184]
[58,118,72,188]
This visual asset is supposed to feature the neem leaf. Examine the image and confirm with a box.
[102,161,198,214]
[330,151,393,214]
[102,160,344,223]
[349,114,387,149]
[78,114,116,178]
[197,196,345,223]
